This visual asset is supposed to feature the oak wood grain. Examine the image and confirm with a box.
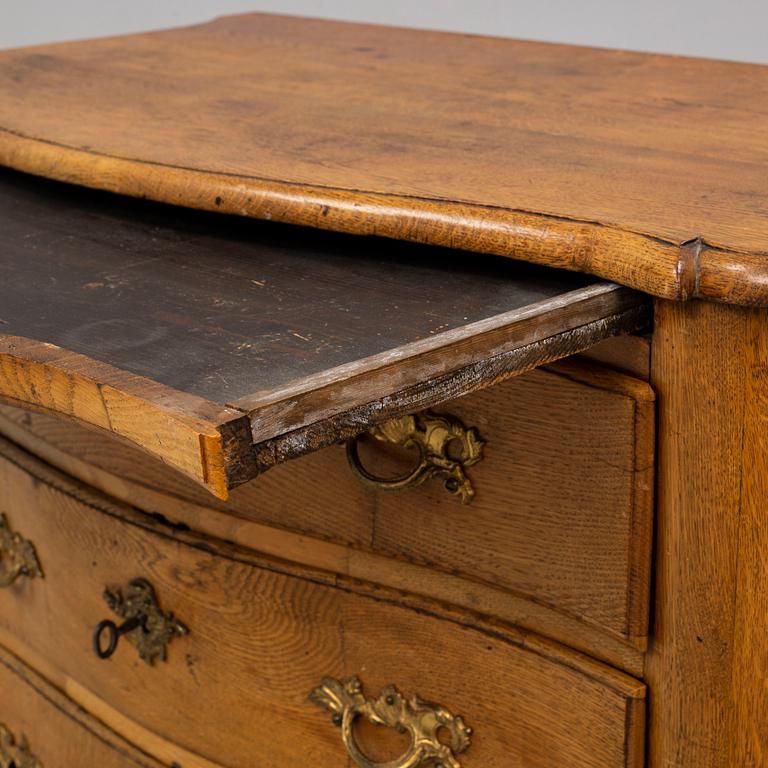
[577,335,651,380]
[0,354,655,651]
[361,358,655,645]
[0,14,767,304]
[0,644,166,768]
[726,309,768,766]
[0,335,251,500]
[646,300,745,765]
[646,300,768,766]
[0,167,649,497]
[0,432,646,768]
[0,402,646,677]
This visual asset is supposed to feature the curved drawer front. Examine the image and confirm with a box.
[0,356,655,649]
[0,645,165,768]
[339,359,655,644]
[0,437,646,768]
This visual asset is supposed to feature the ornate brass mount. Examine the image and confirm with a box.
[310,676,472,768]
[0,723,42,768]
[0,514,43,588]
[92,578,188,665]
[347,411,485,504]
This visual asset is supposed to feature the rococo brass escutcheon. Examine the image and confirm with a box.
[0,723,42,768]
[92,578,188,665]
[310,676,472,768]
[347,411,485,503]
[0,513,43,588]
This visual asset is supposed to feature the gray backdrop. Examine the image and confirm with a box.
[1,0,766,64]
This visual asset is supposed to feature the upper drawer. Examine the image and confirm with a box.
[0,354,655,655]
[342,358,655,647]
[0,168,649,499]
[0,434,646,768]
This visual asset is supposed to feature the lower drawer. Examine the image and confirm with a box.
[0,644,163,768]
[0,436,645,767]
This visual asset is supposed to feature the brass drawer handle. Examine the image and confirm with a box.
[0,722,42,768]
[310,676,472,768]
[346,412,485,504]
[0,514,43,588]
[92,578,188,665]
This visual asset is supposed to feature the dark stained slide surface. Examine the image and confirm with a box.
[0,168,600,405]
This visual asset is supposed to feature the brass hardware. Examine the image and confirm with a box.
[347,411,485,503]
[0,723,42,768]
[93,578,188,665]
[310,676,472,768]
[0,514,43,588]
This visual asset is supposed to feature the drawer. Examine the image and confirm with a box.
[0,644,164,768]
[0,165,649,501]
[0,436,646,768]
[342,358,655,646]
[0,355,655,651]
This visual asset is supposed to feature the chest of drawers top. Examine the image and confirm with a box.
[0,12,767,307]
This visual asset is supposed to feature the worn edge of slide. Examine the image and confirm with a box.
[0,130,766,306]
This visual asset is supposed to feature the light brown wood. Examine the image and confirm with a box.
[0,166,649,499]
[0,633,226,768]
[646,299,744,765]
[0,290,647,502]
[726,309,768,766]
[646,300,768,766]
[0,644,166,768]
[0,433,646,768]
[0,402,646,677]
[357,358,655,646]
[2,14,768,304]
[0,633,228,768]
[0,335,251,499]
[577,334,651,380]
[0,356,655,649]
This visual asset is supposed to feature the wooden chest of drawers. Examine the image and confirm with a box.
[0,433,646,767]
[1,12,767,768]
[0,168,651,765]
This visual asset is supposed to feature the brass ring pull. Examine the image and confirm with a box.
[93,578,188,665]
[310,676,472,768]
[0,722,43,767]
[346,412,485,504]
[0,514,43,588]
